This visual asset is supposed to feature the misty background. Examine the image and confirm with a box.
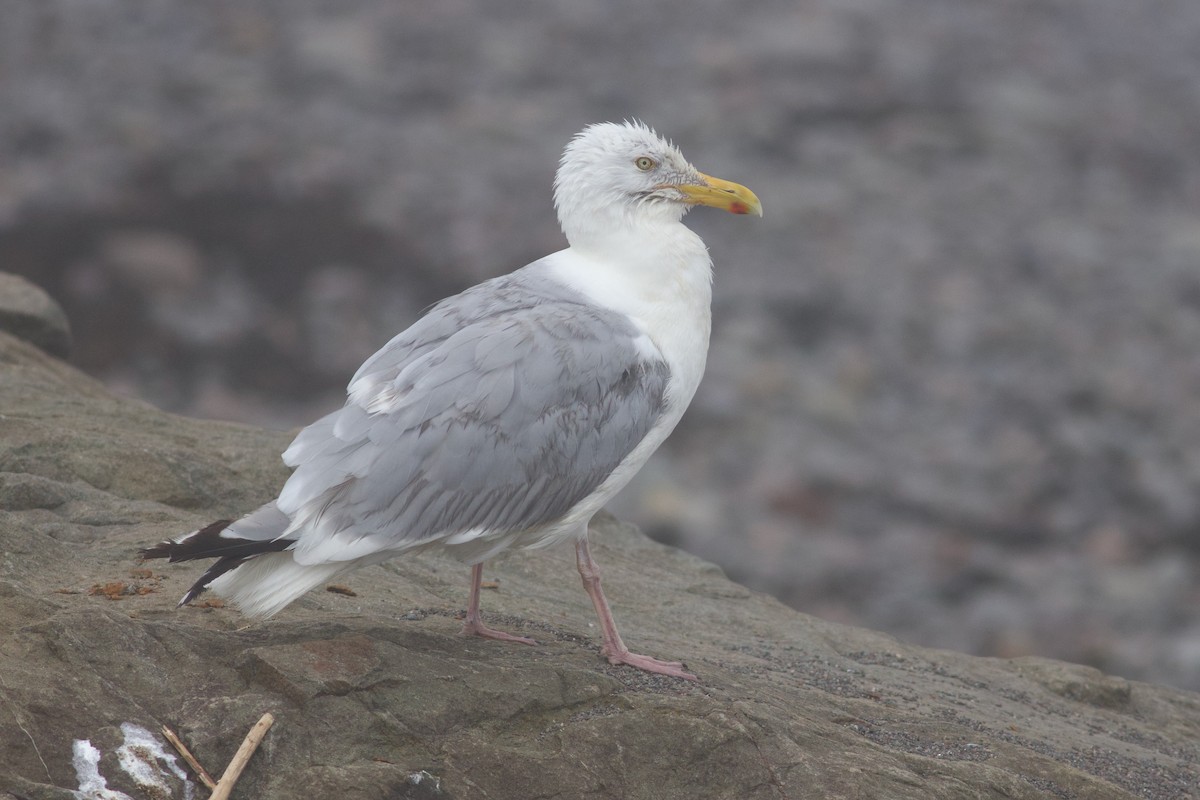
[2,1,1199,690]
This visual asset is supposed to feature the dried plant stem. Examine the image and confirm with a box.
[161,725,218,790]
[209,712,275,800]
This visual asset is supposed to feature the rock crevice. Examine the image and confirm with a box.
[0,333,1197,800]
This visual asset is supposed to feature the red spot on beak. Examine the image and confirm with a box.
[729,201,751,215]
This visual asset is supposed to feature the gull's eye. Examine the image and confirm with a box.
[634,156,656,172]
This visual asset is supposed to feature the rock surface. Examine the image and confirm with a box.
[2,0,1199,692]
[1,337,1198,799]
[0,273,70,360]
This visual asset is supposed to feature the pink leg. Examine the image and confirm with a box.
[459,563,537,645]
[575,536,696,681]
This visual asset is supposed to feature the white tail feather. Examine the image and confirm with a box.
[208,553,352,619]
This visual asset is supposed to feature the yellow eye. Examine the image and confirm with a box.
[634,156,656,171]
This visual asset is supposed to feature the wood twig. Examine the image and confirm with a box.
[161,725,218,790]
[209,712,275,800]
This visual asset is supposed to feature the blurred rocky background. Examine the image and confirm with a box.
[1,0,1198,690]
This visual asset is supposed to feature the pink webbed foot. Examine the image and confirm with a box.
[603,647,697,681]
[460,617,537,645]
[575,536,698,681]
[460,563,537,645]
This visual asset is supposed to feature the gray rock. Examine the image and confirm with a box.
[0,273,71,359]
[1,334,1198,799]
[4,0,1200,693]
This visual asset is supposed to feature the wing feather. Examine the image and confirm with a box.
[278,262,671,565]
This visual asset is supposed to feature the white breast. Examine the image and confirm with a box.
[528,223,714,538]
[544,222,714,416]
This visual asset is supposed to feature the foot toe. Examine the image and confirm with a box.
[606,650,697,681]
[460,621,537,645]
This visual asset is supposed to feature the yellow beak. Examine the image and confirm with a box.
[676,172,762,217]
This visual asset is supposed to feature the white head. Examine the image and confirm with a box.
[553,121,761,248]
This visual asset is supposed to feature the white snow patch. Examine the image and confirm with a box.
[71,725,194,800]
[71,739,133,800]
[117,722,194,800]
[408,769,442,790]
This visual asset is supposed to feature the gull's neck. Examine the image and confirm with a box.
[558,216,712,317]
[546,215,714,410]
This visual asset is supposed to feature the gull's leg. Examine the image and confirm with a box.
[575,534,697,681]
[459,563,537,645]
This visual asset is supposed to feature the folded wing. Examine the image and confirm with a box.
[277,263,671,566]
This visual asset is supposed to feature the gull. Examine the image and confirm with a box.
[142,121,761,680]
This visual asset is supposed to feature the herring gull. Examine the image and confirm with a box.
[142,121,761,680]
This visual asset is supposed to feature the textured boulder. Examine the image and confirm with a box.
[4,0,1200,691]
[0,273,71,360]
[0,332,1197,800]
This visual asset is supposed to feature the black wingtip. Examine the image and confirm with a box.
[177,584,205,607]
[177,556,251,607]
[143,516,295,608]
[139,519,241,563]
[139,541,175,561]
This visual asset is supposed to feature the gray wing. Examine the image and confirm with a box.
[276,263,670,565]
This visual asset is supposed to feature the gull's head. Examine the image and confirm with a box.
[554,121,761,246]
